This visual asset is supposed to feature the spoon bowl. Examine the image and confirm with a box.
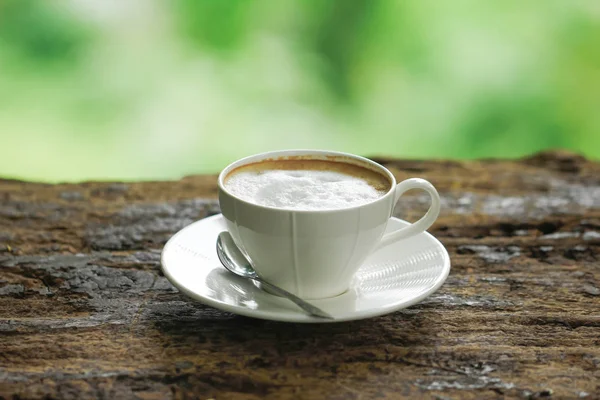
[216,232,259,279]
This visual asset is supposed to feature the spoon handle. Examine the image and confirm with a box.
[256,278,334,320]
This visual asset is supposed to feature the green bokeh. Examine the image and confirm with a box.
[0,0,598,182]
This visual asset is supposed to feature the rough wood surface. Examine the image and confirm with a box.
[0,150,599,399]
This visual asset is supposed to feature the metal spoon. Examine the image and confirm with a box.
[216,231,334,320]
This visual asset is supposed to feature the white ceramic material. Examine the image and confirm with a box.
[161,214,450,323]
[218,150,441,299]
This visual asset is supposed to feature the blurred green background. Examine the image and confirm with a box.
[1,0,599,182]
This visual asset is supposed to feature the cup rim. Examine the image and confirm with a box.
[217,149,397,214]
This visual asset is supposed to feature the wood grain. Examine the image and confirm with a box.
[0,150,599,399]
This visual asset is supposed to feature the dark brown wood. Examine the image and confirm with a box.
[1,150,599,399]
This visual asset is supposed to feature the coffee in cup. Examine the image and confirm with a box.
[223,158,391,211]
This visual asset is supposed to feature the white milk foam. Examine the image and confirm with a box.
[225,169,387,210]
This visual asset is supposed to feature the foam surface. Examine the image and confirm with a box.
[225,163,389,211]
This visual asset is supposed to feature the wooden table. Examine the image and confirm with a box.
[1,151,598,399]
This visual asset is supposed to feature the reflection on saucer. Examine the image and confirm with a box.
[356,245,446,295]
[204,269,259,310]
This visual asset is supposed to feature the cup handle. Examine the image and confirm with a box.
[377,178,441,249]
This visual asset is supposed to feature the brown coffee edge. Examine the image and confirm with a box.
[224,156,392,194]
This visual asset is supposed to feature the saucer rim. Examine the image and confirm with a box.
[161,214,451,323]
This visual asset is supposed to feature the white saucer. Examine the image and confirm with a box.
[161,214,451,323]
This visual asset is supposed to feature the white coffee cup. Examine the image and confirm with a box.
[218,150,441,299]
